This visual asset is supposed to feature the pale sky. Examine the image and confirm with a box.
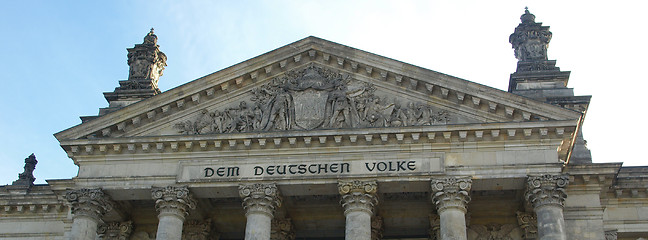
[1,1,646,185]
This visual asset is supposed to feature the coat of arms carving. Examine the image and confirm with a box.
[176,64,450,134]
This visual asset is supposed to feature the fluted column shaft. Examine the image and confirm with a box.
[339,180,378,240]
[431,177,472,240]
[152,186,196,240]
[526,175,569,240]
[239,183,282,240]
[66,188,114,240]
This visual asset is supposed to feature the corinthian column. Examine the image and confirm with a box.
[525,174,569,240]
[338,180,378,240]
[66,188,114,240]
[239,183,282,240]
[430,177,472,240]
[152,186,196,240]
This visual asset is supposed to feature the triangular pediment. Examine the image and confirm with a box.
[55,36,581,143]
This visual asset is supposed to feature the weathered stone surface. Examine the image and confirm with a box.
[431,177,472,240]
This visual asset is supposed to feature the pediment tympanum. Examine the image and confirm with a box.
[174,64,459,135]
[55,37,582,161]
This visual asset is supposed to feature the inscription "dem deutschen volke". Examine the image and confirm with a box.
[203,160,417,178]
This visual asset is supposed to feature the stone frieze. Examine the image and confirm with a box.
[175,64,449,135]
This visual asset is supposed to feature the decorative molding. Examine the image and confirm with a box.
[151,186,196,220]
[239,183,282,218]
[271,218,295,240]
[97,220,133,240]
[468,223,518,240]
[525,174,569,209]
[371,216,384,240]
[430,177,472,213]
[429,214,440,240]
[338,180,378,215]
[65,188,114,222]
[183,219,215,240]
[604,229,617,240]
[516,211,537,239]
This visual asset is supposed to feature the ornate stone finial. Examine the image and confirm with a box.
[183,219,214,240]
[97,220,133,240]
[126,28,167,86]
[430,177,472,213]
[509,9,552,62]
[144,28,157,45]
[151,186,197,220]
[12,153,38,187]
[338,180,379,215]
[271,218,295,240]
[525,174,569,209]
[239,183,282,217]
[520,7,536,24]
[65,188,114,222]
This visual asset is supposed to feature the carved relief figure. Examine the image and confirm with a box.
[176,64,452,135]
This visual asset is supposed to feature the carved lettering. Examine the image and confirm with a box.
[365,161,417,172]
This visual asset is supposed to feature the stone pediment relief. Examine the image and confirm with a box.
[55,37,583,142]
[174,64,453,135]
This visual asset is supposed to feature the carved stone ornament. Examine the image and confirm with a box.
[175,64,450,134]
[604,230,617,240]
[509,8,553,62]
[271,218,295,240]
[182,219,214,240]
[12,153,38,187]
[468,223,519,240]
[430,177,472,213]
[97,220,133,240]
[516,211,537,239]
[239,183,282,218]
[65,188,114,221]
[151,186,197,220]
[371,216,384,240]
[126,28,167,90]
[338,180,378,215]
[429,214,441,240]
[525,174,569,209]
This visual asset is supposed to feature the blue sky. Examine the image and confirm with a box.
[1,1,647,185]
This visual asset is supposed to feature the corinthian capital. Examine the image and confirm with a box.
[525,174,569,209]
[430,177,472,213]
[65,188,114,221]
[338,180,378,215]
[151,186,196,220]
[239,183,282,218]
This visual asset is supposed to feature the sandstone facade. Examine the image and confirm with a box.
[1,10,647,240]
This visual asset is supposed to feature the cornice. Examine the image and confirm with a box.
[59,120,577,161]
